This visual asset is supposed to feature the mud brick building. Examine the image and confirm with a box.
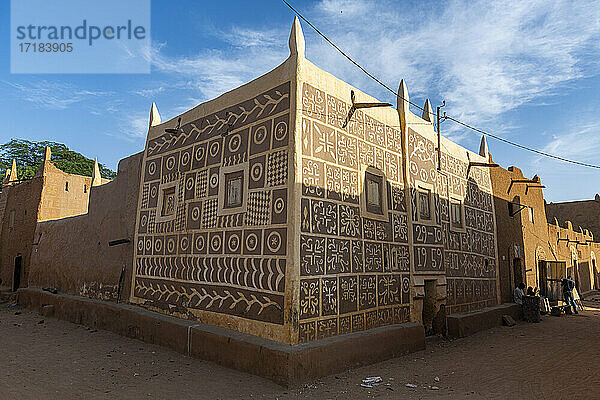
[130,18,499,344]
[546,195,600,242]
[0,148,110,291]
[490,159,600,302]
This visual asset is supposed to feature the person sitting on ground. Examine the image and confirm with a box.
[561,275,578,314]
[514,282,525,305]
[526,286,535,296]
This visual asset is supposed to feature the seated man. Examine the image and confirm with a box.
[514,282,525,305]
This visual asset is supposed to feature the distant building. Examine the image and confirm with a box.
[546,195,600,241]
[0,148,109,291]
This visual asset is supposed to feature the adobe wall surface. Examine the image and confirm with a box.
[296,42,497,341]
[546,199,600,242]
[547,221,598,293]
[38,162,94,222]
[489,164,552,301]
[0,177,44,289]
[28,153,142,300]
[297,62,412,342]
[130,45,298,343]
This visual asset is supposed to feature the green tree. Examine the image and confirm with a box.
[0,139,117,181]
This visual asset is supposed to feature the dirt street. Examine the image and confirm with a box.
[1,299,600,400]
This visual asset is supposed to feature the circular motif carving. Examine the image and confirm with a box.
[148,161,156,175]
[274,121,287,141]
[251,162,263,182]
[228,133,242,153]
[186,177,194,190]
[253,126,267,145]
[137,239,144,252]
[209,141,220,158]
[195,146,205,161]
[245,233,259,252]
[154,238,162,252]
[145,238,152,251]
[181,151,190,166]
[228,233,240,252]
[166,155,176,171]
[266,231,282,253]
[195,235,205,252]
[180,236,189,251]
[140,214,148,227]
[166,237,176,253]
[191,206,200,221]
[150,185,158,198]
[402,277,410,292]
[211,235,222,252]
[209,173,218,188]
[274,198,285,214]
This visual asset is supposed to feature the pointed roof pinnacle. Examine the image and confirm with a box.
[149,102,161,127]
[479,135,489,158]
[422,99,433,122]
[8,159,17,182]
[44,146,51,162]
[92,157,102,187]
[289,16,305,58]
[396,79,410,133]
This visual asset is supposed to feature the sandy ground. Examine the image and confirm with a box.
[1,299,600,400]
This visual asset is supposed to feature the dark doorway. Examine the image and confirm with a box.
[538,261,548,297]
[13,255,22,292]
[422,280,436,336]
[513,258,522,288]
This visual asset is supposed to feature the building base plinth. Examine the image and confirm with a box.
[446,303,522,338]
[17,288,425,387]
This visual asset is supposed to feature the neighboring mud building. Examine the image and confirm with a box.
[546,195,600,241]
[0,148,109,291]
[490,161,600,303]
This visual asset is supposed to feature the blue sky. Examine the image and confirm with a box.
[1,0,599,202]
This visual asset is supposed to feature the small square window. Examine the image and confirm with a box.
[225,171,244,209]
[419,189,431,220]
[161,187,176,217]
[451,201,462,228]
[365,172,383,215]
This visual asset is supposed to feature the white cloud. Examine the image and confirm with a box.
[306,0,600,130]
[2,80,110,110]
[540,122,600,163]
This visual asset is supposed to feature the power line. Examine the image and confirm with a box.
[281,0,600,170]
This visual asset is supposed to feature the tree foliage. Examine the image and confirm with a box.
[0,139,116,181]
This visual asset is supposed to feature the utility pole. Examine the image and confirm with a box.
[436,101,445,170]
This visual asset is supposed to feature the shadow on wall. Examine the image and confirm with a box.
[26,152,143,301]
[299,156,497,339]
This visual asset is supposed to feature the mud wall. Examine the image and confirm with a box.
[0,177,44,289]
[28,152,142,300]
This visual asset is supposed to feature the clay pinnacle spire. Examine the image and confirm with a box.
[149,102,161,127]
[479,135,489,158]
[288,16,305,58]
[92,158,102,187]
[422,99,433,122]
[44,146,51,162]
[397,79,410,133]
[3,169,10,184]
[8,158,17,182]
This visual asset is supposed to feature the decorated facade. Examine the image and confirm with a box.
[130,18,500,344]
